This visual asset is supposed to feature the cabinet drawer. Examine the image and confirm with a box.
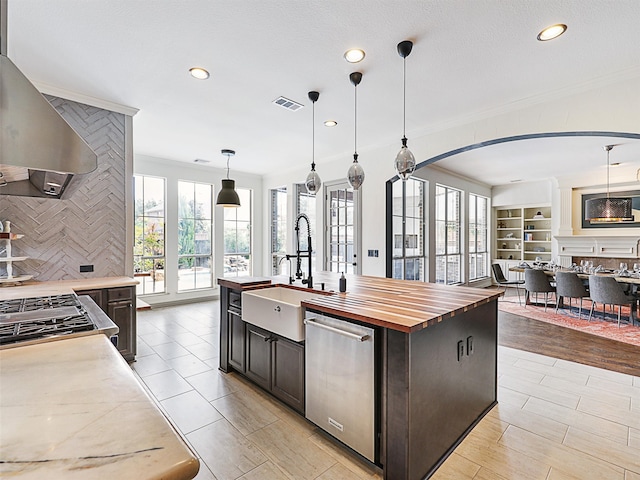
[229,290,242,309]
[107,287,133,302]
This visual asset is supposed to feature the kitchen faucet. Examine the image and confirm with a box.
[278,255,294,284]
[294,213,313,289]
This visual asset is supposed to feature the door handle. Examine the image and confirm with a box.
[304,319,369,342]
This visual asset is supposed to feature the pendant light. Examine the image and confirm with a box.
[585,145,633,223]
[305,91,321,195]
[216,149,241,207]
[347,71,364,190]
[394,40,416,181]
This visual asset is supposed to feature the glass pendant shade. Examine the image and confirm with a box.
[347,154,365,190]
[585,197,633,223]
[216,179,240,207]
[305,168,321,194]
[394,137,416,180]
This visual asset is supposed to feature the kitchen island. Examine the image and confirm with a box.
[0,334,199,479]
[218,273,501,480]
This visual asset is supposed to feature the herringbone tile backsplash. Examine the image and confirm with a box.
[0,96,127,281]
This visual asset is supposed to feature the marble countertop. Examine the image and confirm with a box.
[0,335,199,479]
[0,277,138,300]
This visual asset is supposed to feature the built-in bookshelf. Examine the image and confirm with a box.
[495,205,552,262]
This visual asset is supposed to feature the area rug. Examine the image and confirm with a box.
[497,298,640,347]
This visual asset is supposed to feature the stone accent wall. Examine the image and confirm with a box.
[0,96,127,281]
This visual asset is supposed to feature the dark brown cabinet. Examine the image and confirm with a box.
[220,285,304,413]
[245,323,305,413]
[76,286,136,362]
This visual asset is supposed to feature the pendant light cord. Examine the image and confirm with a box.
[402,56,406,138]
[312,99,315,169]
[226,154,230,180]
[354,82,358,156]
[606,147,610,198]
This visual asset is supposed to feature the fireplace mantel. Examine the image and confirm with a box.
[555,235,639,259]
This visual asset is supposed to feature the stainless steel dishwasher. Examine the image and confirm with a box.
[304,312,376,462]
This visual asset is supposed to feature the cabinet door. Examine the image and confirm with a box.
[245,324,272,390]
[108,300,136,362]
[228,310,246,373]
[75,289,106,313]
[271,336,305,413]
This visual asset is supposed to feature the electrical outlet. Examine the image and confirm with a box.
[467,336,474,355]
[457,340,465,361]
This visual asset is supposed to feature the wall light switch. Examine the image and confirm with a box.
[467,336,474,355]
[457,340,465,361]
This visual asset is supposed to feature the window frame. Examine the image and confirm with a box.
[177,180,214,291]
[435,184,462,285]
[223,188,253,278]
[133,175,166,295]
[270,187,288,275]
[468,193,489,282]
[390,177,426,281]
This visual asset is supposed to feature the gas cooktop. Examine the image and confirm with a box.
[0,294,98,346]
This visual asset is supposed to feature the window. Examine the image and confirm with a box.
[270,187,287,275]
[224,188,252,277]
[469,193,489,281]
[435,184,462,284]
[295,184,317,276]
[134,175,166,295]
[177,181,213,291]
[391,178,426,281]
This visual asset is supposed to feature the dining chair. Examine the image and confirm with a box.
[588,275,636,327]
[491,263,524,305]
[524,268,556,311]
[554,271,590,319]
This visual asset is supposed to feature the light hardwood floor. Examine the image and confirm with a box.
[133,300,640,480]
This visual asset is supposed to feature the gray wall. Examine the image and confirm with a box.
[0,96,128,281]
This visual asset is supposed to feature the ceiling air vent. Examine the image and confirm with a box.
[273,96,304,111]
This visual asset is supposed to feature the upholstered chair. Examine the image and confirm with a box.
[524,268,556,311]
[554,271,590,319]
[491,263,524,305]
[588,275,636,327]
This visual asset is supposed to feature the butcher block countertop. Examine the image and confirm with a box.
[0,276,137,301]
[0,334,199,480]
[219,273,501,333]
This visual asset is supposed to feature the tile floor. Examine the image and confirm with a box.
[133,300,640,480]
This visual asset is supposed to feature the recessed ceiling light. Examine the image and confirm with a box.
[510,179,523,183]
[189,67,210,79]
[537,24,567,41]
[324,120,337,127]
[610,162,621,166]
[344,49,365,63]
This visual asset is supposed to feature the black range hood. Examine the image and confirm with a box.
[0,0,97,199]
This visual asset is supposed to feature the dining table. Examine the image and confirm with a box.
[508,266,639,325]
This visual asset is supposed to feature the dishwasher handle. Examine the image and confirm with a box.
[304,318,370,342]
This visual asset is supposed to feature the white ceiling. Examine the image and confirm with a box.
[6,0,640,186]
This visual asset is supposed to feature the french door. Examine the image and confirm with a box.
[324,180,361,274]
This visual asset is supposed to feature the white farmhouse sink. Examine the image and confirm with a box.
[241,287,325,342]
